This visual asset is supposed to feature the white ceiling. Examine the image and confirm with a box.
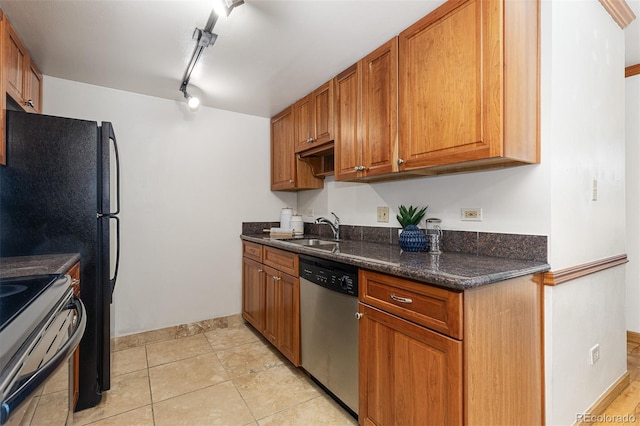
[0,0,638,118]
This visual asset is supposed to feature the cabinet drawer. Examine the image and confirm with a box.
[263,246,298,276]
[359,269,463,339]
[242,241,263,262]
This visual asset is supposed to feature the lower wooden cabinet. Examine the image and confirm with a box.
[359,303,462,425]
[241,242,300,366]
[67,261,81,410]
[358,269,543,425]
[241,257,265,331]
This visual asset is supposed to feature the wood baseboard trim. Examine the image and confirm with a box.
[574,371,631,425]
[628,330,640,344]
[543,254,628,286]
[627,64,640,78]
[598,0,636,29]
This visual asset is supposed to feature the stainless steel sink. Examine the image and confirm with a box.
[288,238,337,247]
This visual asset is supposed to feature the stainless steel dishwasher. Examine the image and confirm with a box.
[299,254,359,417]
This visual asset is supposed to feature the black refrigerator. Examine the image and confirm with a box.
[0,110,120,410]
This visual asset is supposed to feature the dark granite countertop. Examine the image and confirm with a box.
[241,234,550,291]
[0,253,81,279]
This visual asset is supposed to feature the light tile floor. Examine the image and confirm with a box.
[73,323,357,425]
[74,323,640,426]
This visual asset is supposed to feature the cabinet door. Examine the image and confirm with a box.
[359,304,462,426]
[278,272,300,366]
[24,58,42,113]
[312,80,334,146]
[334,63,361,181]
[361,37,397,177]
[242,257,265,331]
[271,106,323,191]
[5,20,26,105]
[263,265,279,345]
[271,107,296,190]
[293,94,314,151]
[398,0,500,170]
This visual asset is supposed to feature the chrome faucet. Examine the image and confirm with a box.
[315,212,340,241]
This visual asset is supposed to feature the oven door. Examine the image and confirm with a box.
[0,294,86,425]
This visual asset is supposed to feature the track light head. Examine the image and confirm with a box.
[181,86,200,111]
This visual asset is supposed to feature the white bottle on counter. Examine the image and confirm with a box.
[280,207,293,230]
[290,215,304,235]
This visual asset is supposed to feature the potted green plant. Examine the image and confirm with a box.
[397,205,428,251]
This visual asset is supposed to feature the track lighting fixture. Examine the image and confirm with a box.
[181,86,200,110]
[179,0,244,110]
[214,0,245,17]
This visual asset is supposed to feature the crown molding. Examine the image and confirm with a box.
[598,0,636,29]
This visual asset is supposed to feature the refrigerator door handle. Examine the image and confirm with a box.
[106,123,120,216]
[109,215,120,298]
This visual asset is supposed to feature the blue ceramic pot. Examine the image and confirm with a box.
[399,225,427,252]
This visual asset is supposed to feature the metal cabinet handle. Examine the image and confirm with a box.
[359,166,366,171]
[257,269,263,273]
[71,278,80,286]
[307,137,316,143]
[273,276,281,281]
[355,312,363,320]
[397,158,404,165]
[25,99,35,108]
[390,293,413,304]
[289,179,294,183]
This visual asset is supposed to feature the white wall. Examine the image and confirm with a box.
[299,1,628,425]
[43,77,296,336]
[626,74,640,334]
[544,2,627,424]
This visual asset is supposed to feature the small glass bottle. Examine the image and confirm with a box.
[426,218,442,254]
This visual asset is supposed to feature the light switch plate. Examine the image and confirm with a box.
[377,206,389,223]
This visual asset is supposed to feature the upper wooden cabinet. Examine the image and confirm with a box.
[397,0,539,173]
[25,58,42,113]
[294,80,334,153]
[335,38,398,181]
[4,18,41,113]
[271,106,323,191]
[1,9,44,165]
[5,18,26,108]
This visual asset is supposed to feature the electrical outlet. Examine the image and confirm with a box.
[590,344,600,365]
[461,208,483,221]
[377,206,389,223]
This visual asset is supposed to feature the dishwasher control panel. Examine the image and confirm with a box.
[299,255,358,297]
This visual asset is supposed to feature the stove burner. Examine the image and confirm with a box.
[0,284,27,298]
[0,275,63,332]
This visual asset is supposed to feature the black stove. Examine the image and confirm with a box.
[0,274,70,376]
[0,273,85,425]
[0,275,64,330]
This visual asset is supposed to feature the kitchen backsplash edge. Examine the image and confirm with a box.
[242,222,547,263]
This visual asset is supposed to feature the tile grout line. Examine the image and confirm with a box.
[145,344,157,426]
